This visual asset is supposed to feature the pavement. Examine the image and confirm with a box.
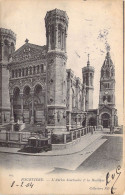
[0,130,122,172]
[0,131,102,156]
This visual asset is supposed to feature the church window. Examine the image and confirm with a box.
[22,68,24,76]
[51,25,54,44]
[12,70,14,78]
[29,67,32,75]
[108,95,111,102]
[103,96,106,102]
[105,83,110,88]
[41,64,44,73]
[106,70,110,78]
[19,69,21,77]
[10,42,14,54]
[24,86,30,96]
[33,66,35,74]
[90,73,92,85]
[111,68,114,76]
[83,76,86,84]
[72,89,75,108]
[37,65,39,73]
[86,73,89,85]
[4,39,9,61]
[58,25,61,48]
[26,68,28,76]
[15,70,18,78]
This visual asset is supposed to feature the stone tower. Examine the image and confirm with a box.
[0,28,16,124]
[45,9,69,133]
[99,52,115,108]
[98,51,118,128]
[82,54,94,111]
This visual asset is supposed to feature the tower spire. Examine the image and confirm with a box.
[87,54,90,66]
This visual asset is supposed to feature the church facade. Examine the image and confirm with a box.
[0,9,118,132]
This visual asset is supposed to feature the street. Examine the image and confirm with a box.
[77,135,123,172]
[0,134,123,174]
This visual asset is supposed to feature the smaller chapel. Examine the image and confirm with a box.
[0,8,118,133]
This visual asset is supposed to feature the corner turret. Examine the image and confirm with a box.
[82,54,94,110]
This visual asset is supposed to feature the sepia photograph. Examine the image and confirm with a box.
[0,0,124,194]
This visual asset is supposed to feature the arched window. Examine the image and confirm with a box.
[101,69,104,77]
[37,65,39,74]
[51,24,54,49]
[79,95,82,109]
[29,67,32,75]
[89,117,96,126]
[106,70,110,78]
[83,75,86,84]
[12,70,14,78]
[13,87,21,122]
[90,73,92,86]
[41,64,44,73]
[15,70,18,78]
[23,86,30,96]
[33,66,36,74]
[22,68,24,76]
[72,89,75,108]
[51,25,54,43]
[26,68,28,76]
[10,42,14,54]
[103,96,106,102]
[34,85,45,111]
[58,24,62,49]
[4,39,9,61]
[86,73,89,86]
[108,95,111,102]
[19,69,21,77]
[111,68,114,77]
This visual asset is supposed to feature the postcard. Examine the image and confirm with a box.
[0,0,124,194]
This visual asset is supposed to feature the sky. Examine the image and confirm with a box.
[0,0,123,124]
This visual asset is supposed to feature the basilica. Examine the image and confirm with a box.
[0,8,118,133]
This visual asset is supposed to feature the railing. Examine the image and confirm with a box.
[0,132,38,143]
[0,126,97,145]
[51,126,97,144]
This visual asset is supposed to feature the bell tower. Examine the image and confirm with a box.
[45,9,69,133]
[82,54,94,111]
[99,52,115,108]
[98,51,118,128]
[0,28,16,124]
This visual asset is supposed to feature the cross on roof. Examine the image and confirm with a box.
[25,38,29,43]
[87,53,90,66]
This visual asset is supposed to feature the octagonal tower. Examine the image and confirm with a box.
[82,54,94,111]
[0,28,16,124]
[45,9,69,133]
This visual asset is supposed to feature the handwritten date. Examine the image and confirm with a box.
[11,181,34,188]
